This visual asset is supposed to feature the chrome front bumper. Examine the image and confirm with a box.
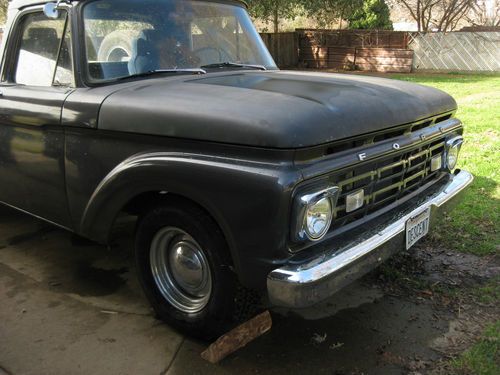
[267,170,474,308]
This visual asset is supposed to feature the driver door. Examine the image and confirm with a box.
[0,9,74,227]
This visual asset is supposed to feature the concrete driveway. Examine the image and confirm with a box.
[1,204,466,375]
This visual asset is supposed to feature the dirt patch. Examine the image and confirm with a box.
[370,240,500,374]
[416,246,499,286]
[171,242,498,375]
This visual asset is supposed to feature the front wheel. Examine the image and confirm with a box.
[135,198,238,340]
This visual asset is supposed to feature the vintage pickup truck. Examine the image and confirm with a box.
[0,0,473,339]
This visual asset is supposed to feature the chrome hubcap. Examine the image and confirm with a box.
[150,227,212,313]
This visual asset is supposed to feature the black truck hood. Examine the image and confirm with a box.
[98,71,457,149]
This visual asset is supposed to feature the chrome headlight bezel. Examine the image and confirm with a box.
[445,135,464,171]
[292,186,339,242]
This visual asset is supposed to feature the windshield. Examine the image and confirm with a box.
[83,0,277,82]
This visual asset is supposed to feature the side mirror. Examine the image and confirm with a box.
[43,3,60,19]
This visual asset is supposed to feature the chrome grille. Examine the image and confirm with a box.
[295,112,454,162]
[332,139,446,229]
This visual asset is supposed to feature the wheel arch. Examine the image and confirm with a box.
[79,153,241,265]
[79,151,298,289]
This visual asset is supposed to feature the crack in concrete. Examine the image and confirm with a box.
[0,261,40,285]
[162,337,186,375]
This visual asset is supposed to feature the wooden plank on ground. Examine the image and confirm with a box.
[201,311,272,364]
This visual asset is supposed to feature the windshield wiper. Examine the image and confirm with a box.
[117,68,207,81]
[200,62,267,71]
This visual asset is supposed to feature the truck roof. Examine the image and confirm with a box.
[8,0,248,10]
[8,0,68,9]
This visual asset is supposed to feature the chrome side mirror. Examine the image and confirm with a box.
[43,3,60,19]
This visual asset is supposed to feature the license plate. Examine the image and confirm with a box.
[406,208,431,249]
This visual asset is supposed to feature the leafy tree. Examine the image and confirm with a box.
[303,0,364,29]
[0,0,8,25]
[247,0,302,33]
[348,0,393,29]
[388,0,475,31]
[466,0,500,27]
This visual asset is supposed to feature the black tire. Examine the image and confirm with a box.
[135,197,238,340]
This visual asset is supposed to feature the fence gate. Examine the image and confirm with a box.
[409,32,500,72]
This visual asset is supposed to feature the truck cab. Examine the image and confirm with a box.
[0,0,473,340]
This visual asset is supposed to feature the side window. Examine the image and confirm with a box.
[54,22,74,86]
[14,12,73,86]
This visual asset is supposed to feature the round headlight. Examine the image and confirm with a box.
[446,137,463,171]
[305,197,333,240]
[447,145,460,170]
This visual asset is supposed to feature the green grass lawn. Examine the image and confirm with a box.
[384,73,499,375]
[387,73,500,256]
[453,321,500,375]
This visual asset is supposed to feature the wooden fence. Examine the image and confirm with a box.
[259,29,414,73]
[297,29,410,49]
[260,29,500,73]
[259,32,299,68]
[297,29,413,72]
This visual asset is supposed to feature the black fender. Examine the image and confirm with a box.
[80,152,301,288]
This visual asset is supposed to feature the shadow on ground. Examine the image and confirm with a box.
[0,204,497,375]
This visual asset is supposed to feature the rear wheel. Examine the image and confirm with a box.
[135,198,238,340]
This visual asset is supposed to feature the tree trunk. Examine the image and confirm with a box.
[417,0,422,31]
[273,6,279,34]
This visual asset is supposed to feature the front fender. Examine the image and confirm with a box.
[80,152,300,287]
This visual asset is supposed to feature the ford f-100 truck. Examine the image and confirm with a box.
[0,0,473,339]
